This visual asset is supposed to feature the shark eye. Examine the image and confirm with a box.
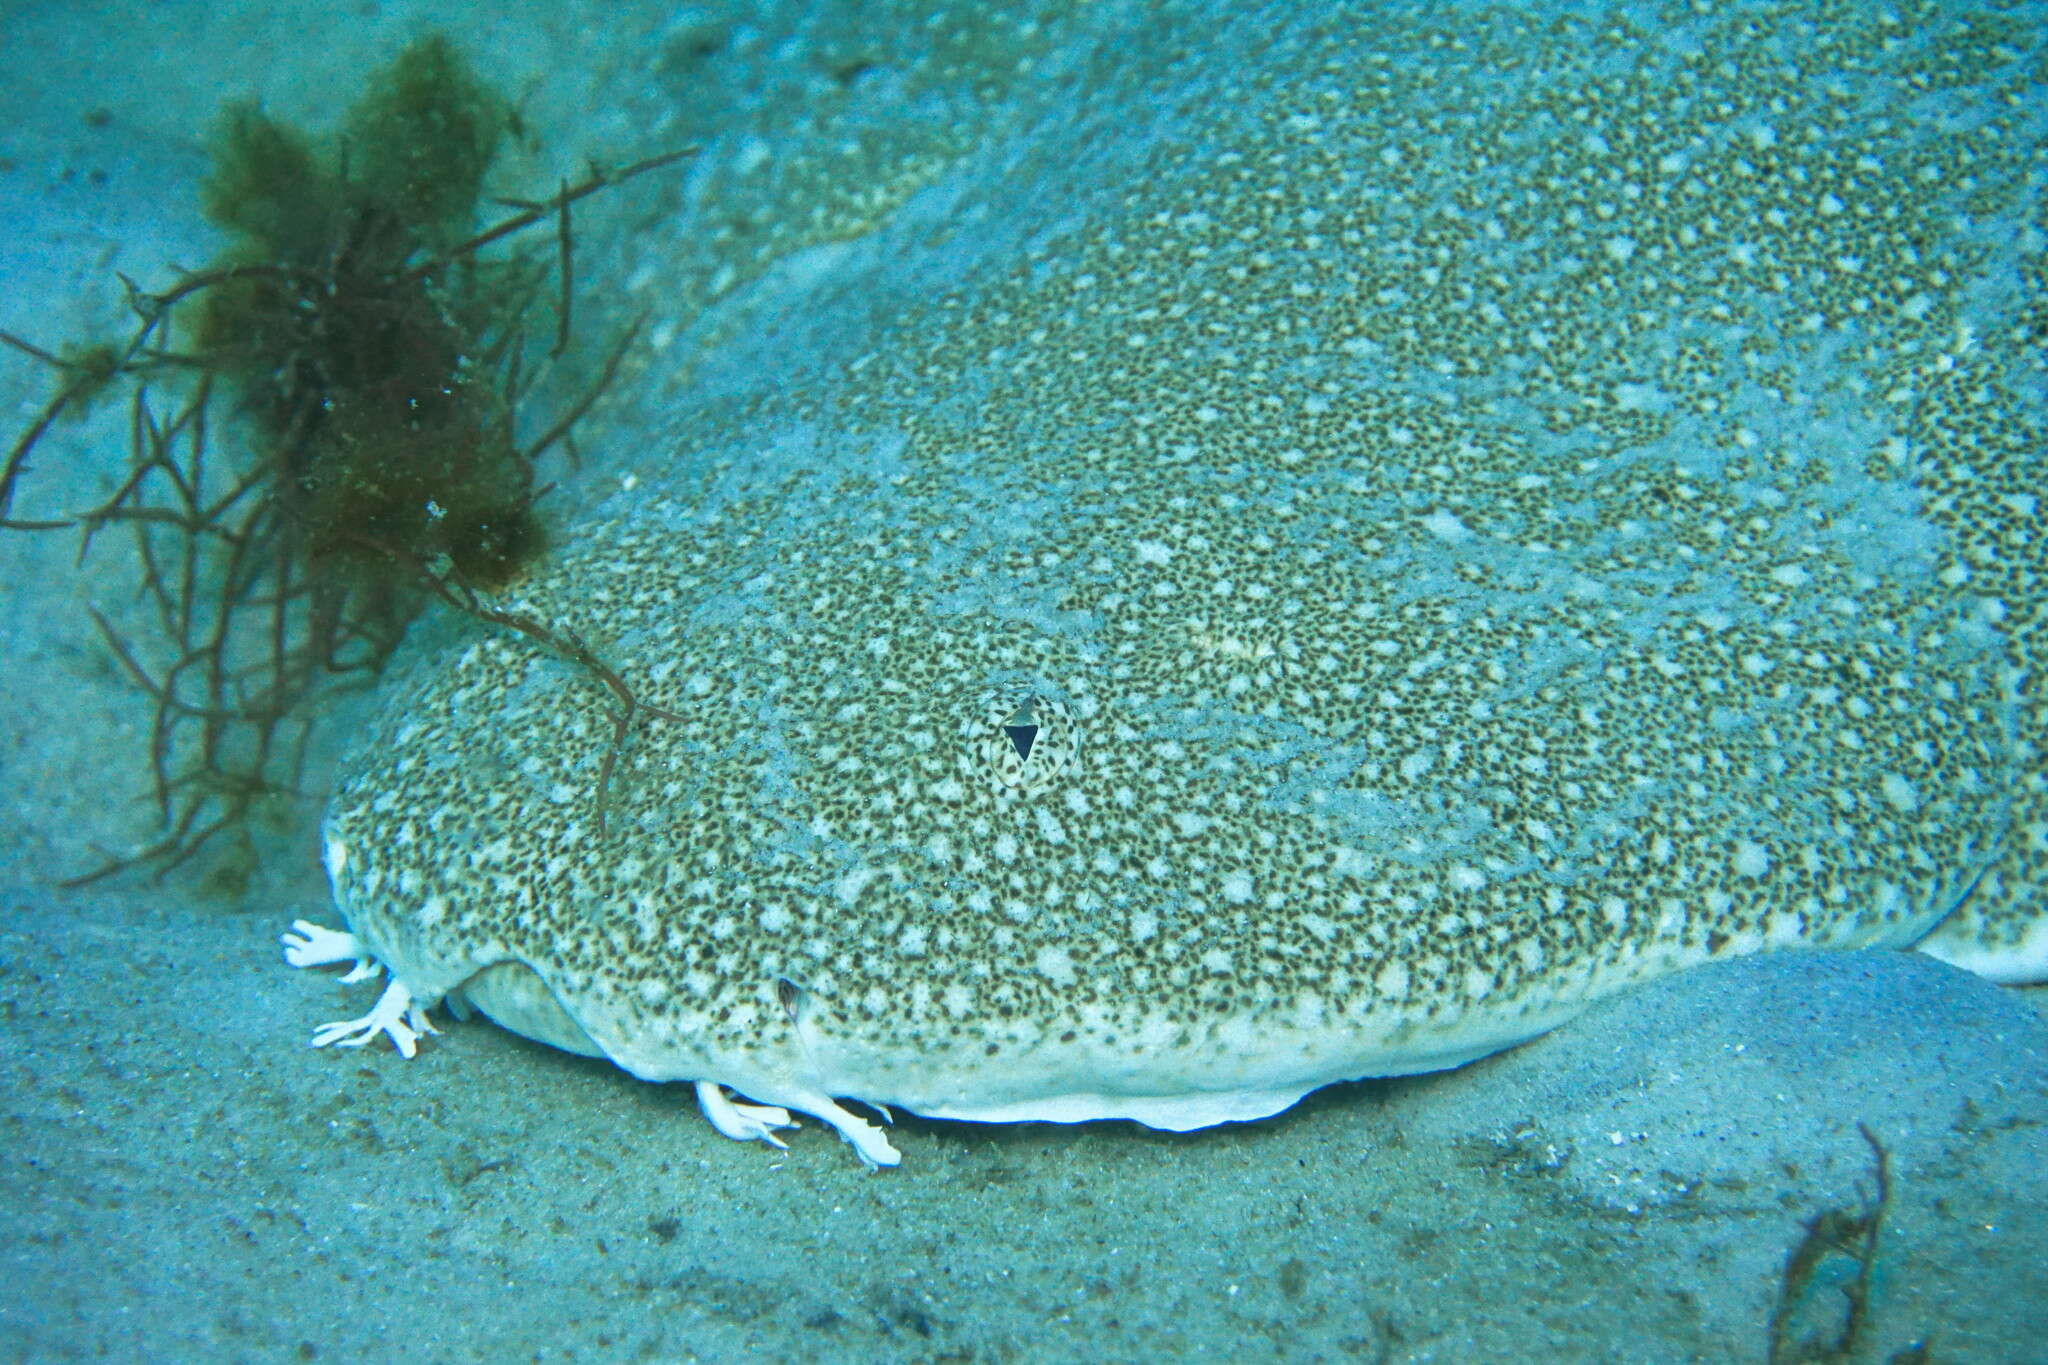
[1001,697,1041,762]
[966,686,1081,795]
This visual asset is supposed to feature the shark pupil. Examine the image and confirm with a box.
[1003,724,1039,762]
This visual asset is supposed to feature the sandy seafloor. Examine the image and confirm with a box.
[1,1,2044,1362]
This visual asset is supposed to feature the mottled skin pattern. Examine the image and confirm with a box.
[317,0,2044,1152]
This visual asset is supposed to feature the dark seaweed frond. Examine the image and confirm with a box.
[2,34,694,889]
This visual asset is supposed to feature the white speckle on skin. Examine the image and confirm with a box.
[1035,945,1077,986]
[835,867,879,907]
[1422,510,1472,542]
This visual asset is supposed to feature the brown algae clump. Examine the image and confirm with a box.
[0,34,690,885]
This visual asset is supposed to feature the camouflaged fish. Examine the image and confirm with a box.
[286,0,2048,1166]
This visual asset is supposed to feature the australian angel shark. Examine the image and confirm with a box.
[282,4,2047,1166]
